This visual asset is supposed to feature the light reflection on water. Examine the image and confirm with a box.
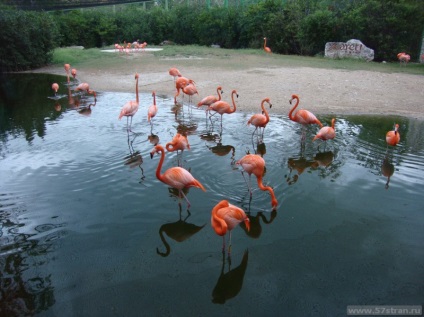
[0,74,423,316]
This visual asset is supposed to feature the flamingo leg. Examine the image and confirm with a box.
[179,189,191,208]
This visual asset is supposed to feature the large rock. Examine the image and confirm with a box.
[325,39,374,61]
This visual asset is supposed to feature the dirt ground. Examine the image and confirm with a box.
[35,49,424,120]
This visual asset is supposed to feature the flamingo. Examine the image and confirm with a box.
[166,133,190,155]
[147,91,158,127]
[397,52,410,66]
[313,118,336,146]
[197,86,224,117]
[75,82,97,101]
[51,83,59,96]
[236,154,278,210]
[211,200,250,254]
[71,68,77,82]
[207,89,238,129]
[150,145,206,208]
[64,63,71,83]
[174,76,196,104]
[386,123,400,147]
[289,94,323,139]
[182,83,199,104]
[263,37,271,54]
[169,67,182,81]
[247,97,272,139]
[118,73,139,131]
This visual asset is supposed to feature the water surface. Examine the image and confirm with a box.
[1,74,423,316]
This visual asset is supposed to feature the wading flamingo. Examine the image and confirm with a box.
[208,89,238,129]
[75,82,97,101]
[118,73,139,131]
[174,76,196,104]
[247,97,272,139]
[289,94,323,139]
[150,145,206,208]
[197,86,224,117]
[71,68,77,82]
[313,118,336,146]
[211,200,250,255]
[166,133,190,166]
[64,63,71,83]
[147,91,158,127]
[182,83,198,104]
[236,154,278,210]
[263,37,271,54]
[169,67,182,81]
[51,83,59,96]
[386,123,400,147]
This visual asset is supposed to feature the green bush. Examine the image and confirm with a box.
[0,8,59,72]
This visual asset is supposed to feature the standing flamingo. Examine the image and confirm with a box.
[247,97,272,139]
[289,94,323,139]
[51,83,59,96]
[118,73,139,131]
[71,68,77,82]
[169,67,182,82]
[313,118,336,147]
[397,53,410,66]
[75,82,97,101]
[208,89,238,129]
[64,63,71,83]
[150,145,206,207]
[147,91,158,128]
[197,86,224,117]
[263,37,271,54]
[182,83,199,105]
[236,154,278,210]
[166,133,190,166]
[386,123,400,147]
[211,200,250,255]
[174,76,196,104]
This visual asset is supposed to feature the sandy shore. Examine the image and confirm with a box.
[33,50,424,120]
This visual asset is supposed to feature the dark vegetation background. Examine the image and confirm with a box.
[0,0,423,72]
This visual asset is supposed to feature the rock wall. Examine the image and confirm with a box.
[325,39,374,62]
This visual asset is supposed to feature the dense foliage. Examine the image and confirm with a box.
[0,6,59,72]
[0,0,423,71]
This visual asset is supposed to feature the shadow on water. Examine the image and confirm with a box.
[1,73,424,315]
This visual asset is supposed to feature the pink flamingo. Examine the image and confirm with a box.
[64,64,71,83]
[397,53,410,66]
[247,97,272,139]
[197,86,224,117]
[147,91,158,127]
[236,154,278,210]
[386,123,400,147]
[71,68,77,82]
[289,94,323,139]
[211,200,250,254]
[118,73,139,131]
[150,144,206,207]
[207,89,238,129]
[166,133,190,165]
[169,67,182,82]
[263,37,271,54]
[75,82,97,101]
[313,118,336,146]
[51,83,59,96]
[174,76,196,104]
[182,83,199,105]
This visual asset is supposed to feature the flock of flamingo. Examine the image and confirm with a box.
[51,55,402,255]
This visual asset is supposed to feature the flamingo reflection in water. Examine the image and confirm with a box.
[212,249,249,304]
[150,145,206,208]
[381,154,395,190]
[124,131,145,182]
[286,156,319,185]
[211,200,250,257]
[77,101,96,117]
[156,203,205,257]
[240,210,277,239]
[236,154,278,210]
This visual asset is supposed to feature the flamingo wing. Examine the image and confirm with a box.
[248,114,267,127]
[162,167,205,191]
[119,100,139,119]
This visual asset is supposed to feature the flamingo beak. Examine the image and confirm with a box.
[270,103,273,108]
[289,99,293,104]
[150,151,155,159]
[244,218,250,232]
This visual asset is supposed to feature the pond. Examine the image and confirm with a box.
[1,73,423,316]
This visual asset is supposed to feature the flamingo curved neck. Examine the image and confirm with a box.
[155,147,165,181]
[153,92,156,105]
[217,87,222,101]
[256,176,278,207]
[262,100,270,124]
[264,38,267,49]
[157,227,171,257]
[230,91,237,113]
[289,96,299,120]
[212,201,229,236]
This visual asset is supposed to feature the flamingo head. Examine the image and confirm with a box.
[150,144,163,159]
[289,94,299,104]
[135,73,139,79]
[71,69,77,78]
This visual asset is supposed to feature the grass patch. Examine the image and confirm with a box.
[52,45,424,76]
